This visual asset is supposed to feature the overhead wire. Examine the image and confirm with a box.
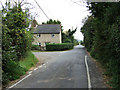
[34,0,50,20]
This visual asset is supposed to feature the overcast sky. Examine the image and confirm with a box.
[1,0,91,40]
[31,0,91,40]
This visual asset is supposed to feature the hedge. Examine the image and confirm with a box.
[2,1,32,85]
[31,45,41,51]
[81,3,120,88]
[46,43,73,51]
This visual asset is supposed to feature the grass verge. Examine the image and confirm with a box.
[3,51,38,88]
[19,51,38,71]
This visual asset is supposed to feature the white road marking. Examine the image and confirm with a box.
[34,68,38,71]
[38,66,42,68]
[85,55,92,89]
[8,64,45,89]
[9,74,31,89]
[29,71,32,74]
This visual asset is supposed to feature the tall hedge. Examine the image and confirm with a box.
[2,1,32,85]
[81,2,120,88]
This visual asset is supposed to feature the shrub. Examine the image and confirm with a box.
[31,45,41,51]
[46,43,73,51]
[2,1,32,85]
[2,60,26,85]
[2,51,38,85]
[81,3,120,88]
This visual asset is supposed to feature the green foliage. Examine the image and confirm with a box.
[80,40,84,45]
[19,51,38,71]
[2,1,32,85]
[81,2,120,88]
[31,45,41,51]
[46,43,73,51]
[81,16,96,51]
[2,60,26,85]
[73,39,79,45]
[42,19,61,24]
[2,51,38,85]
[62,28,77,45]
[2,1,32,60]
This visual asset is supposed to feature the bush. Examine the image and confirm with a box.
[2,1,32,85]
[2,60,26,85]
[81,3,120,88]
[2,51,38,85]
[46,43,73,51]
[31,45,41,51]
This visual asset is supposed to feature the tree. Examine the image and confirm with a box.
[81,16,96,51]
[62,28,77,45]
[81,2,120,88]
[2,1,32,85]
[42,19,61,24]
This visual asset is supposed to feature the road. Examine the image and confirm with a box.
[10,45,107,88]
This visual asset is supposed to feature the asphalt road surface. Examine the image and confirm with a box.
[10,45,107,88]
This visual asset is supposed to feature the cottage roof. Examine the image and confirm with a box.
[33,24,61,34]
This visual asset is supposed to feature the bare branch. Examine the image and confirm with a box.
[70,0,88,7]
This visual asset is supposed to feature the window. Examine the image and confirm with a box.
[51,34,55,37]
[38,43,41,46]
[37,34,41,37]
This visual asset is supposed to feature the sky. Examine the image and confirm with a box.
[30,0,91,40]
[0,0,91,40]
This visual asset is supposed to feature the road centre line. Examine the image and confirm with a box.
[85,55,92,89]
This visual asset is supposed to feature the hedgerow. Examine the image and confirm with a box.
[46,43,73,51]
[81,3,120,88]
[31,45,41,51]
[2,1,32,85]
